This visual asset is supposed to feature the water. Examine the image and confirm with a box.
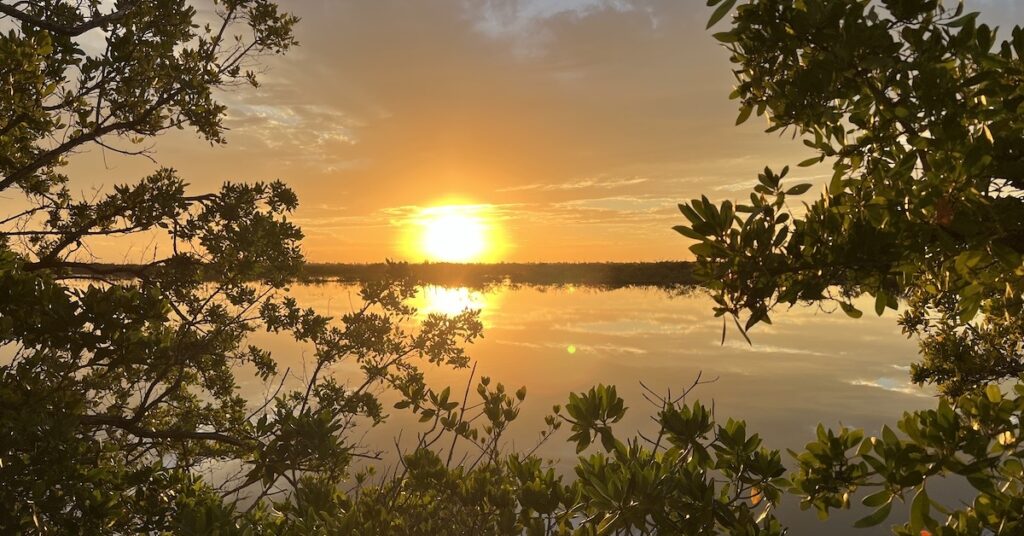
[246,282,945,534]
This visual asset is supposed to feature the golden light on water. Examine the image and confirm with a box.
[414,286,488,317]
[405,204,505,262]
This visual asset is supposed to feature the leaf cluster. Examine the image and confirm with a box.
[682,0,1024,395]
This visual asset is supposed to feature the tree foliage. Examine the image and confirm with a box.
[0,1,485,532]
[674,0,1024,532]
[277,382,1024,536]
[678,0,1024,396]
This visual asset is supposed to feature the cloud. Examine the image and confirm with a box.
[223,93,363,171]
[720,340,827,357]
[554,195,671,213]
[848,378,933,398]
[499,177,648,192]
[331,194,680,231]
[494,339,647,355]
[470,0,640,41]
[378,203,525,225]
[561,318,700,336]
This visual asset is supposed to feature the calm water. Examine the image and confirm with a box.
[243,282,944,533]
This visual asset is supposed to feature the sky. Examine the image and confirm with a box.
[63,0,1024,263]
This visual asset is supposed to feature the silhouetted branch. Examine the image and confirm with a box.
[0,3,135,37]
[78,414,246,447]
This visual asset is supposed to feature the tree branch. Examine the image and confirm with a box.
[78,414,247,447]
[0,4,134,37]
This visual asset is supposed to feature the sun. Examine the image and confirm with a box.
[422,209,486,262]
[411,204,502,262]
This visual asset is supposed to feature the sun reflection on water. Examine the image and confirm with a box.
[413,286,490,318]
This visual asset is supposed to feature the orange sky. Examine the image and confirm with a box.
[56,0,1024,263]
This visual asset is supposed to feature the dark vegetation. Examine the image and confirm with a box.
[1,0,1023,535]
[64,261,697,289]
[301,261,696,289]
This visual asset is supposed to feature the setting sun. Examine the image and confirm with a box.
[409,204,504,262]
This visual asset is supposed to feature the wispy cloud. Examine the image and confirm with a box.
[849,378,933,398]
[379,203,525,225]
[720,340,827,357]
[499,177,648,192]
[222,90,363,171]
[471,0,638,39]
[561,318,699,336]
[494,339,647,355]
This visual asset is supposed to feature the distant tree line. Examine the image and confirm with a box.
[299,261,696,289]
[55,261,698,289]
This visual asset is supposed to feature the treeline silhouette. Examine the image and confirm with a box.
[300,261,695,289]
[64,261,695,289]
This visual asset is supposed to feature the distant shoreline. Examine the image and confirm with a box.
[300,261,696,289]
[63,261,697,289]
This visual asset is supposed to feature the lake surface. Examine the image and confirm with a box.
[246,282,944,534]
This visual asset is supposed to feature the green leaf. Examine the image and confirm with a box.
[673,225,706,240]
[853,500,892,528]
[689,242,719,258]
[785,183,812,196]
[706,0,737,29]
[910,487,931,531]
[967,472,997,494]
[736,105,753,125]
[596,512,619,534]
[958,294,982,322]
[798,156,822,167]
[1003,458,1024,477]
[947,12,979,28]
[712,31,739,43]
[678,203,703,224]
[881,425,899,445]
[839,301,863,319]
[985,384,1002,403]
[861,489,892,508]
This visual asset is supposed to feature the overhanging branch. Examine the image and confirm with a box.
[78,414,247,447]
[0,4,134,37]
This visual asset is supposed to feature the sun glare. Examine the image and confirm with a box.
[410,285,503,328]
[411,204,502,262]
[414,286,487,317]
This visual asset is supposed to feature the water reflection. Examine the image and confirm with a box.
[252,282,938,535]
[274,283,934,449]
[412,285,488,317]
